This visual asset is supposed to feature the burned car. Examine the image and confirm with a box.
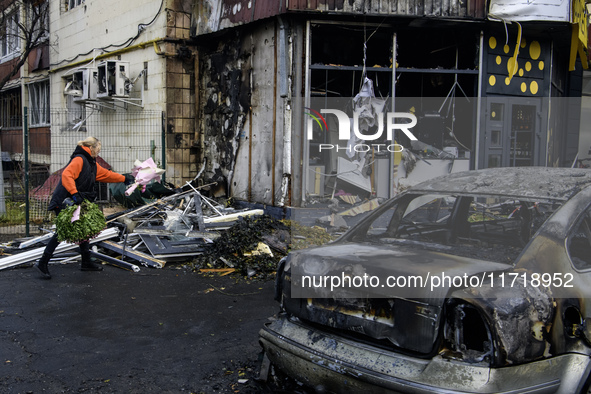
[259,167,591,393]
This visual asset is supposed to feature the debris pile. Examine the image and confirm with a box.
[0,181,336,278]
[192,215,290,280]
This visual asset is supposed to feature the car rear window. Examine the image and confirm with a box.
[357,194,560,263]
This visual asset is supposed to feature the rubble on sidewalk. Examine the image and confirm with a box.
[2,156,392,278]
[190,215,290,280]
[0,180,339,279]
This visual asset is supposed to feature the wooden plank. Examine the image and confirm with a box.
[200,268,236,276]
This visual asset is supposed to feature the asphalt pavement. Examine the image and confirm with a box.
[0,261,279,393]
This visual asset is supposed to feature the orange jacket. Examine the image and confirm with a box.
[61,146,125,195]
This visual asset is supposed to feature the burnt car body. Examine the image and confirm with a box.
[259,167,591,393]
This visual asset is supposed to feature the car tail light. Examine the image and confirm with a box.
[443,302,494,366]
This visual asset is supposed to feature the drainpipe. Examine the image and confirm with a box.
[273,17,290,206]
[475,31,484,169]
[24,107,29,237]
[302,21,312,205]
[272,20,279,206]
[277,16,291,207]
[278,17,288,98]
[390,32,397,197]
[248,34,254,202]
[161,111,166,181]
[546,41,553,167]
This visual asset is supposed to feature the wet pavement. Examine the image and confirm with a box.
[0,261,278,393]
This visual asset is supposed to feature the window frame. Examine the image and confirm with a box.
[0,88,22,129]
[0,8,20,63]
[28,79,50,127]
[66,0,85,11]
[63,77,86,132]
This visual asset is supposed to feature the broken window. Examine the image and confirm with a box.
[28,80,50,126]
[306,22,479,200]
[0,88,22,129]
[351,193,561,263]
[0,9,19,62]
[63,77,86,131]
[65,0,84,11]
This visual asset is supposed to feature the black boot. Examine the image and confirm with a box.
[81,259,103,271]
[79,242,103,272]
[35,252,52,279]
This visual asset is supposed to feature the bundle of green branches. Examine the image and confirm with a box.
[55,200,106,244]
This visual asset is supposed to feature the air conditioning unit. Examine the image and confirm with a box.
[97,60,130,99]
[71,67,98,102]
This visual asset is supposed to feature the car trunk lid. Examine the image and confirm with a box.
[285,242,511,354]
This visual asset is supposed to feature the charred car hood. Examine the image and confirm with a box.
[283,241,512,354]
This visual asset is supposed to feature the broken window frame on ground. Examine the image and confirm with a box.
[0,184,268,272]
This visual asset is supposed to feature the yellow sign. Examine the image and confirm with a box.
[570,0,589,70]
[573,0,588,48]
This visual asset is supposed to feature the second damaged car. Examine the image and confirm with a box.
[259,167,591,393]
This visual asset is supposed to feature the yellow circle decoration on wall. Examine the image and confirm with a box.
[530,41,541,60]
[504,44,510,54]
[489,36,497,49]
[538,61,544,70]
[525,62,532,72]
[496,55,502,65]
[521,39,527,48]
[521,82,527,92]
[519,69,524,77]
[489,75,496,86]
[530,81,539,94]
[505,77,511,85]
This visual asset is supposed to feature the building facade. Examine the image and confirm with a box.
[0,0,199,197]
[0,0,588,212]
[191,0,589,207]
[48,0,196,185]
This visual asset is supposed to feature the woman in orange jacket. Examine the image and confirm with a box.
[35,137,133,279]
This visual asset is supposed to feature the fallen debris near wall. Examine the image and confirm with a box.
[0,184,266,272]
[0,183,354,278]
[190,215,290,280]
[0,228,120,271]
